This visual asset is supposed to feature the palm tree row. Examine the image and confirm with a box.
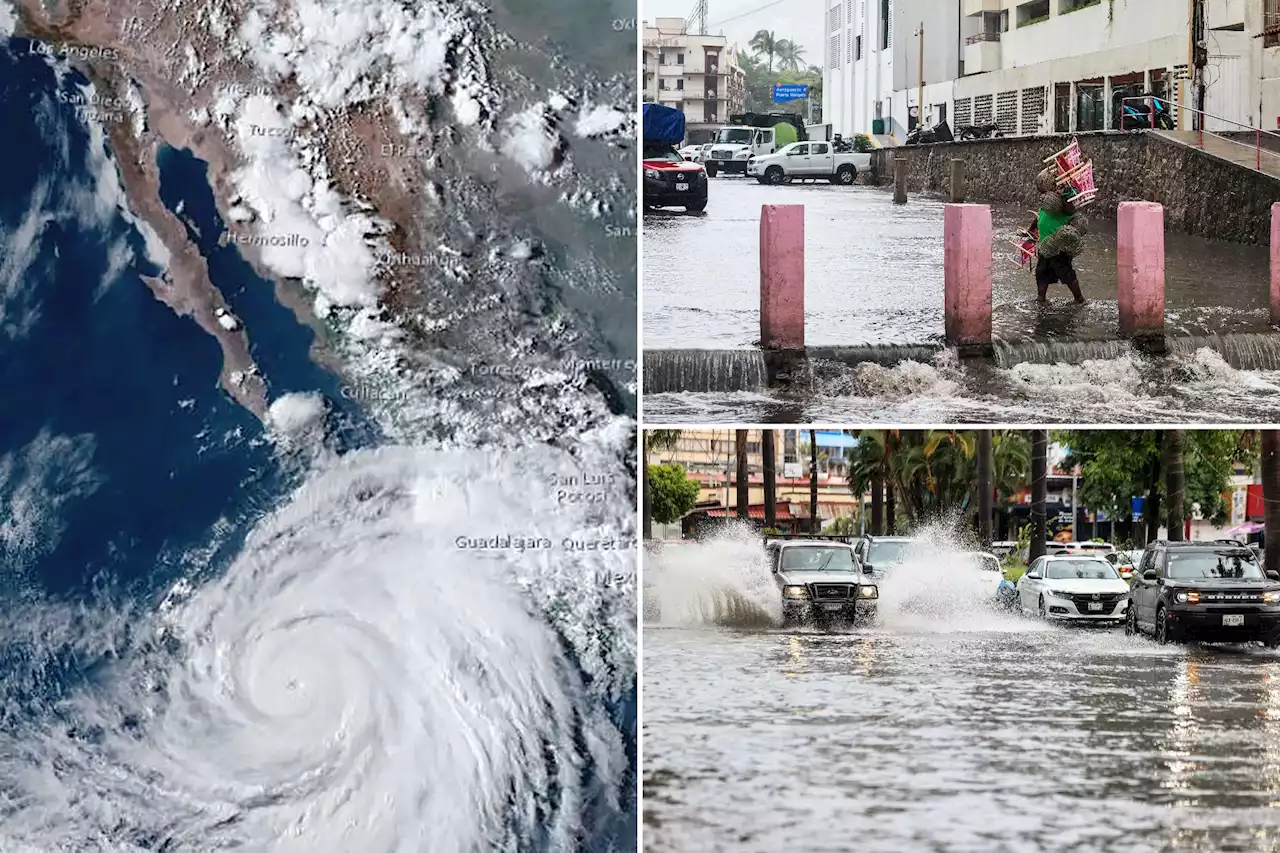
[749,29,807,73]
[847,430,1031,539]
[644,430,1280,563]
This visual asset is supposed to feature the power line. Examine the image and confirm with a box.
[708,0,790,29]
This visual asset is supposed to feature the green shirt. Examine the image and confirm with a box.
[1037,208,1072,246]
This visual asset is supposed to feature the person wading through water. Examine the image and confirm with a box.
[1027,167,1089,305]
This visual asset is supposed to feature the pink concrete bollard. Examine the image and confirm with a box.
[1271,203,1280,327]
[943,204,993,348]
[759,204,805,350]
[1116,201,1166,337]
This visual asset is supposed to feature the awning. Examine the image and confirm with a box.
[813,431,857,449]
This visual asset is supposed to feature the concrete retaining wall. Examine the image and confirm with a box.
[871,131,1280,245]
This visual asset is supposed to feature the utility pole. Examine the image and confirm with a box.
[918,22,925,130]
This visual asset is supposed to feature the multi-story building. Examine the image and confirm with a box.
[642,17,748,143]
[649,429,860,531]
[822,0,1259,141]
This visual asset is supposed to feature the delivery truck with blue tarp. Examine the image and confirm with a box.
[642,103,708,212]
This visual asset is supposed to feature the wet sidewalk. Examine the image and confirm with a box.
[643,177,1273,349]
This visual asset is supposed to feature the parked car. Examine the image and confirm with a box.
[643,103,708,213]
[747,140,872,186]
[642,143,707,212]
[1016,554,1130,624]
[677,144,702,161]
[1126,540,1280,646]
[1107,550,1141,581]
[853,535,927,581]
[961,551,1018,608]
[766,538,878,626]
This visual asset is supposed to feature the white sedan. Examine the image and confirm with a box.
[1017,555,1130,623]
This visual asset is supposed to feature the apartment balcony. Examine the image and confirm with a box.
[964,32,1002,74]
[963,0,1002,15]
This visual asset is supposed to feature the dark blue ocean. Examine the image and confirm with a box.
[0,38,635,852]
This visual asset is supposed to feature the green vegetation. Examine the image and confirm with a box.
[1054,430,1252,531]
[1060,0,1101,14]
[1022,13,1051,27]
[647,463,700,525]
[846,430,1030,530]
[824,516,858,536]
[740,32,821,117]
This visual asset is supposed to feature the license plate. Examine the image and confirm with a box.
[1087,602,1103,611]
[1224,614,1245,627]
[676,183,688,191]
[821,603,845,611]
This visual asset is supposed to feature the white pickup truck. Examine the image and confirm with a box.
[747,141,873,186]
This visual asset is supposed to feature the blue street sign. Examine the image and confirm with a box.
[1131,496,1145,520]
[773,84,809,103]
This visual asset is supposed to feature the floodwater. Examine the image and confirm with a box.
[643,535,1280,853]
[643,178,1272,349]
[642,346,1280,424]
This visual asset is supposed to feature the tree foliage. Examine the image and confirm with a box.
[739,39,821,115]
[1054,430,1250,525]
[845,430,1030,529]
[648,463,700,525]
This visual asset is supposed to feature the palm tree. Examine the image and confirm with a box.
[775,39,807,72]
[809,428,819,533]
[749,29,779,73]
[1144,430,1164,545]
[849,430,900,535]
[735,429,750,520]
[1030,430,1048,562]
[644,430,681,539]
[977,430,993,546]
[992,430,1031,539]
[1165,429,1185,541]
[762,429,778,529]
[1264,431,1280,572]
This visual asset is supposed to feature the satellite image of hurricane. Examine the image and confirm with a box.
[0,0,637,850]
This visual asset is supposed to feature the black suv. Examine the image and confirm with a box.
[1126,540,1280,645]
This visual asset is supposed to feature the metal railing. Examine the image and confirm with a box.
[1121,96,1280,172]
[965,31,1001,44]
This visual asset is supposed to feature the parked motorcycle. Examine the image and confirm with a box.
[905,120,953,146]
[957,123,1002,141]
[1119,94,1175,130]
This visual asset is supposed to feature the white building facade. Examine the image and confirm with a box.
[642,17,748,143]
[823,0,1261,141]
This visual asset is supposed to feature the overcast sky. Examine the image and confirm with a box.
[644,0,826,69]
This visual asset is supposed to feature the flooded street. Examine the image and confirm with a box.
[643,178,1272,349]
[644,625,1280,853]
[643,535,1280,852]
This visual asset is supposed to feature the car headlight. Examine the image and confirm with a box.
[782,585,809,600]
[1175,591,1188,604]
[735,151,750,159]
[858,585,879,600]
[1046,588,1072,598]
[1264,592,1279,604]
[643,168,659,180]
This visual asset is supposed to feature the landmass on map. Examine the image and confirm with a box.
[1,0,636,433]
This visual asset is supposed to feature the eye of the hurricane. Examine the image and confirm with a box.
[0,445,635,852]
